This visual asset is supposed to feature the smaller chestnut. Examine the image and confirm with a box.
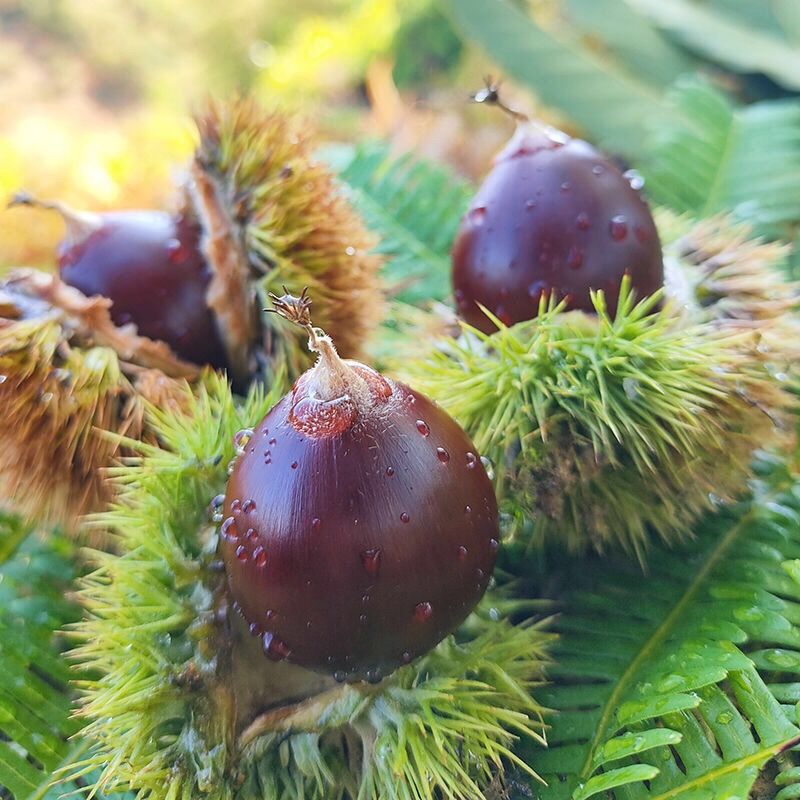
[221,290,499,681]
[9,193,228,368]
[452,81,664,333]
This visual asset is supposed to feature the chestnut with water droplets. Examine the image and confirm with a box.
[221,290,499,681]
[9,193,227,368]
[452,82,664,333]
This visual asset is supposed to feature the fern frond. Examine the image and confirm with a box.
[644,79,800,246]
[68,372,553,800]
[0,527,82,799]
[532,457,800,800]
[337,142,472,305]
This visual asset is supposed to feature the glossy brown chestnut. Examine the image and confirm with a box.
[59,210,228,368]
[11,194,227,368]
[452,122,664,333]
[221,293,499,681]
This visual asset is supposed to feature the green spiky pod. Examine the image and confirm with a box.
[0,269,200,528]
[402,216,799,558]
[67,374,553,800]
[189,98,384,381]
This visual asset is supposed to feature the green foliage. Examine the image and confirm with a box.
[0,517,83,800]
[337,142,472,304]
[645,79,800,247]
[68,372,553,800]
[443,0,677,159]
[529,457,800,799]
[625,0,800,90]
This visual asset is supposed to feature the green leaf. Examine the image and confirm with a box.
[336,142,471,304]
[644,78,800,242]
[626,0,800,90]
[531,463,800,799]
[443,0,676,158]
[564,0,695,88]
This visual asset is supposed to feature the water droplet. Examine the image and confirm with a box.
[221,516,238,541]
[400,512,410,524]
[489,538,499,552]
[360,548,382,577]
[480,455,495,480]
[406,393,416,404]
[265,609,277,620]
[209,494,226,522]
[401,651,412,664]
[567,245,584,270]
[528,280,547,301]
[243,499,257,514]
[311,517,321,530]
[466,452,477,469]
[359,613,368,623]
[436,447,450,464]
[230,498,242,515]
[226,459,237,476]
[458,545,468,560]
[576,212,590,230]
[248,622,263,637]
[167,238,191,263]
[469,206,487,225]
[245,528,258,543]
[236,545,249,562]
[560,181,571,192]
[268,437,277,446]
[624,169,645,190]
[291,461,298,469]
[233,428,254,456]
[414,602,433,622]
[415,420,430,437]
[366,669,382,684]
[609,216,629,241]
[465,505,472,515]
[262,632,291,661]
[253,546,267,568]
[476,569,485,580]
[345,246,356,256]
[0,375,7,385]
[333,670,347,683]
[623,378,641,400]
[592,164,604,176]
[386,466,395,477]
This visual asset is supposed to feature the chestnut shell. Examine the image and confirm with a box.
[452,126,664,333]
[221,371,499,681]
[59,210,228,368]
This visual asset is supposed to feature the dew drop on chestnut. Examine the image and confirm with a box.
[254,546,267,568]
[262,632,291,661]
[360,548,382,577]
[386,466,395,477]
[249,622,263,637]
[414,602,433,623]
[221,517,238,541]
[466,452,477,469]
[436,447,450,464]
[609,216,629,241]
[242,499,256,513]
[489,538,499,552]
[400,512,410,524]
[236,545,249,562]
[415,420,430,437]
[311,517,321,530]
[458,545,468,561]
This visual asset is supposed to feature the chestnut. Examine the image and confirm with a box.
[221,291,499,681]
[452,83,664,333]
[9,193,228,369]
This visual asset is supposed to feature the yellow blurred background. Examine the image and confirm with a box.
[0,0,520,269]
